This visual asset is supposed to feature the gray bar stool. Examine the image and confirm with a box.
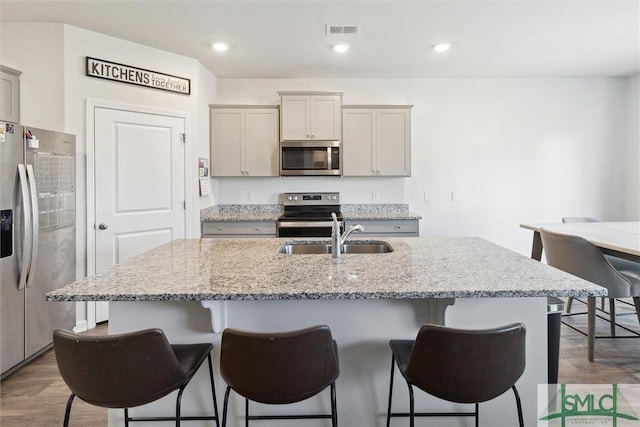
[561,217,640,316]
[219,324,339,427]
[53,328,220,427]
[386,323,526,427]
[540,229,640,361]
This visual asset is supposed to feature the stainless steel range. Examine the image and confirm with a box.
[277,192,343,238]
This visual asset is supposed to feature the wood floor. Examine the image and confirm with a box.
[1,301,639,426]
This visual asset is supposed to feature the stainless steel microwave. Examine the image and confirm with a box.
[280,140,341,176]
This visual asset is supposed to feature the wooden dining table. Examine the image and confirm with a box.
[520,221,640,262]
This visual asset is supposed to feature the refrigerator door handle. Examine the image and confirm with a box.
[16,164,32,290]
[25,165,39,288]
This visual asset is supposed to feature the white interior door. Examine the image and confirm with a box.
[93,107,186,322]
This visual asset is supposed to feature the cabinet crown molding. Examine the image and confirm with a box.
[209,104,279,109]
[0,65,22,76]
[342,105,413,109]
[278,91,343,97]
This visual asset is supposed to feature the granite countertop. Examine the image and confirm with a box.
[200,204,421,221]
[47,237,605,302]
[200,205,282,221]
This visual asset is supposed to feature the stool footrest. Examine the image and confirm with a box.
[390,411,476,418]
[127,415,219,422]
[248,414,333,420]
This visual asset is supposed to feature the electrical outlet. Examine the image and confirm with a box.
[247,192,254,201]
[372,191,379,201]
[423,192,430,201]
[451,191,460,202]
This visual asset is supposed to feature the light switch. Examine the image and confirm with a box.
[372,192,379,201]
[451,192,460,202]
[247,192,254,201]
[423,192,430,201]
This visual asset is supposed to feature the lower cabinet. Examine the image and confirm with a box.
[345,219,419,237]
[201,221,277,238]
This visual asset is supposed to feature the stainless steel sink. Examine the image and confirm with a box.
[278,241,393,255]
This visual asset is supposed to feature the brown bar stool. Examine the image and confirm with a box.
[219,324,339,426]
[53,328,220,427]
[386,323,526,427]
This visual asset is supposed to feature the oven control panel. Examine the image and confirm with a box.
[283,192,340,206]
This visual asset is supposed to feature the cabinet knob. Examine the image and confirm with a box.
[395,226,402,229]
[218,227,223,231]
[255,227,260,231]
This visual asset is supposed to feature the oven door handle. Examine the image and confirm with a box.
[278,220,343,228]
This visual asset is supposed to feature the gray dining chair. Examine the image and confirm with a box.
[561,217,640,317]
[540,229,640,361]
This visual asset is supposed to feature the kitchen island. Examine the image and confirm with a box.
[48,237,605,427]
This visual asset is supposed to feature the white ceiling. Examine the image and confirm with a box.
[1,0,638,79]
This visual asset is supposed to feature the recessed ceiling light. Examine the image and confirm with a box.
[333,43,350,53]
[211,42,229,52]
[432,42,452,53]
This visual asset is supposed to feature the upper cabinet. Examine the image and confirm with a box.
[210,105,280,177]
[279,92,342,141]
[0,65,21,124]
[342,105,412,177]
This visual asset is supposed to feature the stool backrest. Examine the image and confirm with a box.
[540,229,630,298]
[53,328,187,408]
[220,325,339,404]
[405,323,526,404]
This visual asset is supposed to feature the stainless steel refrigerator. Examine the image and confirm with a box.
[1,121,76,379]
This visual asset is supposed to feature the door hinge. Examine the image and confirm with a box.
[183,200,186,210]
[180,133,186,143]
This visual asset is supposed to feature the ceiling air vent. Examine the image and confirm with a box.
[326,25,359,36]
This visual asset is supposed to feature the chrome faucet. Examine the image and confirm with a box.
[331,212,364,258]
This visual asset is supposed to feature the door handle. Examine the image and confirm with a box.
[98,223,109,230]
[25,165,39,288]
[16,164,32,290]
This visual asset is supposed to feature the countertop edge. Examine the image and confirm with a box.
[47,289,607,302]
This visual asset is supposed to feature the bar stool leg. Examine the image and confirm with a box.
[609,299,616,337]
[245,399,249,427]
[566,297,573,313]
[634,297,640,325]
[386,355,395,427]
[474,403,479,427]
[407,383,415,427]
[221,386,232,427]
[63,394,75,427]
[512,385,524,427]
[124,408,129,427]
[206,354,220,427]
[588,297,596,361]
[330,382,338,427]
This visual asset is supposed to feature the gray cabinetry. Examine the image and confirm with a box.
[0,65,21,124]
[279,92,342,141]
[210,105,279,177]
[343,105,412,176]
[345,219,419,237]
[202,220,277,238]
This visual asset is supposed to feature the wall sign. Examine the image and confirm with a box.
[86,57,191,95]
